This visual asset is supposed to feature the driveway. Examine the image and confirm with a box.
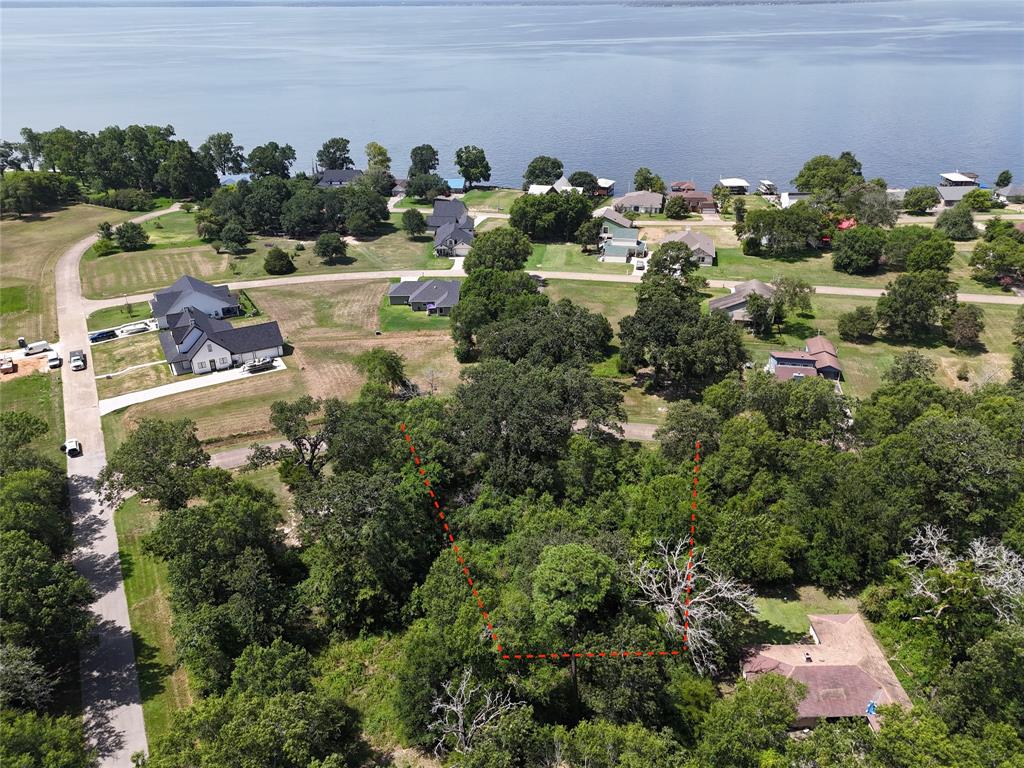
[98,358,287,416]
[57,206,178,765]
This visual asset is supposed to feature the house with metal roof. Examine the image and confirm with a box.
[660,228,716,266]
[316,168,364,188]
[742,614,911,731]
[158,307,284,376]
[719,177,750,194]
[708,279,775,323]
[595,178,616,196]
[388,279,461,316]
[938,171,979,187]
[150,275,240,329]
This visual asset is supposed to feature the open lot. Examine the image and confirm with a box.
[0,204,133,347]
[81,213,451,300]
[543,278,638,331]
[114,496,192,743]
[527,243,633,275]
[91,334,176,399]
[0,370,65,447]
[460,188,523,212]
[87,302,154,331]
[101,279,460,452]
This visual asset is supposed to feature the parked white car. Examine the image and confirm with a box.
[242,357,276,374]
[60,439,83,457]
[119,323,150,336]
[69,349,87,371]
[47,349,62,369]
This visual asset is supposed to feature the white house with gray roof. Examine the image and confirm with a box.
[158,307,284,375]
[388,280,461,316]
[150,275,240,329]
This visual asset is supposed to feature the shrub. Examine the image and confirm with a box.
[113,221,149,251]
[935,203,978,241]
[837,305,877,341]
[902,186,940,215]
[294,242,305,251]
[91,238,119,258]
[314,232,347,265]
[264,247,295,275]
[91,188,153,211]
[956,363,969,381]
[742,237,762,257]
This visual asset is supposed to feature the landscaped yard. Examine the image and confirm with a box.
[0,371,65,446]
[460,188,523,212]
[81,215,451,300]
[87,302,154,331]
[379,291,454,333]
[1,204,134,347]
[526,243,634,275]
[114,497,192,742]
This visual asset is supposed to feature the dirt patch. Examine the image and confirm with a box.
[0,354,49,380]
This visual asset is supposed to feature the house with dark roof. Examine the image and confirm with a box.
[767,335,843,381]
[937,185,975,207]
[435,214,475,257]
[743,614,911,731]
[150,275,240,329]
[708,279,775,323]
[996,183,1024,203]
[660,228,716,266]
[316,168,364,188]
[614,191,664,215]
[594,207,647,262]
[388,280,461,316]
[158,307,284,376]
[426,198,470,230]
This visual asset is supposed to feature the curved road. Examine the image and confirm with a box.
[58,205,179,766]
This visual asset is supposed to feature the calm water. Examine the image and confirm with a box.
[1,0,1022,189]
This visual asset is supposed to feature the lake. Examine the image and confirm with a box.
[1,0,1022,189]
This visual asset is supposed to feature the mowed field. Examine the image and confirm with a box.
[0,204,133,347]
[81,212,451,300]
[101,280,460,451]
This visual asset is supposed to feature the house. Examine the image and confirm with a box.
[158,307,284,376]
[150,275,240,329]
[758,180,778,195]
[938,171,979,187]
[719,177,750,195]
[391,178,409,196]
[594,207,647,262]
[660,228,716,266]
[707,279,775,323]
[768,336,843,381]
[388,279,461,316]
[595,178,616,196]
[670,181,696,193]
[937,185,974,207]
[886,188,908,204]
[316,168,364,188]
[614,191,664,215]
[434,214,475,257]
[779,191,812,209]
[426,198,470,229]
[668,182,716,213]
[996,183,1024,203]
[527,175,583,196]
[446,178,467,193]
[742,614,911,731]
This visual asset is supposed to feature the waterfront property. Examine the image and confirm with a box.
[767,335,843,381]
[388,279,461,316]
[426,198,470,229]
[595,207,647,262]
[527,175,583,196]
[595,178,616,196]
[719,177,750,194]
[315,168,364,188]
[708,278,775,323]
[938,171,979,187]
[758,179,778,195]
[150,275,240,329]
[742,613,911,731]
[660,228,716,266]
[668,181,716,213]
[996,183,1024,202]
[158,307,284,375]
[614,190,664,215]
[779,191,812,209]
[434,215,475,257]
[937,186,974,207]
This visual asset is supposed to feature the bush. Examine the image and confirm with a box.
[0,171,80,215]
[935,203,978,241]
[91,188,153,211]
[113,221,149,252]
[181,202,195,213]
[91,238,119,258]
[294,242,305,251]
[837,305,877,341]
[902,186,940,215]
[314,232,347,265]
[742,237,762,257]
[831,226,886,274]
[264,247,296,275]
[956,363,970,381]
[664,196,691,220]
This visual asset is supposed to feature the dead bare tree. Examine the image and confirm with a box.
[967,538,1024,623]
[428,668,522,758]
[629,540,755,675]
[902,523,957,572]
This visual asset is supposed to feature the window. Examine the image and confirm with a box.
[219,357,229,366]
[207,343,213,352]
[196,360,206,370]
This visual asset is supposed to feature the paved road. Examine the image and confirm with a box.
[57,206,178,766]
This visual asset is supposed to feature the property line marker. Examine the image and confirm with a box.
[400,423,702,661]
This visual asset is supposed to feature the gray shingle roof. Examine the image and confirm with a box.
[708,279,775,312]
[616,191,664,208]
[150,275,236,318]
[661,229,714,254]
[316,168,364,187]
[434,214,475,247]
[409,279,461,309]
[159,307,283,364]
[426,198,469,229]
[937,185,972,203]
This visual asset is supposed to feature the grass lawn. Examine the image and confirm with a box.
[1,204,134,347]
[460,188,523,212]
[526,243,633,275]
[542,279,638,331]
[82,217,451,300]
[632,212,704,222]
[141,210,204,249]
[92,334,175,399]
[114,497,192,742]
[754,586,860,637]
[379,293,453,333]
[0,371,65,447]
[718,194,772,221]
[86,302,154,331]
[476,217,510,233]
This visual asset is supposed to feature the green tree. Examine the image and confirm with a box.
[832,226,886,274]
[995,170,1013,188]
[316,137,352,170]
[454,145,491,188]
[647,240,698,279]
[199,131,244,175]
[664,195,692,219]
[732,196,747,224]
[772,275,814,313]
[279,186,324,237]
[574,217,603,250]
[0,643,54,710]
[737,202,827,258]
[0,711,94,768]
[408,144,439,177]
[364,141,391,171]
[791,152,864,205]
[837,305,877,341]
[464,227,533,273]
[961,187,994,212]
[113,221,149,252]
[883,350,937,383]
[246,141,296,178]
[401,208,427,238]
[0,466,69,556]
[935,203,978,241]
[477,299,612,367]
[98,418,210,510]
[903,185,941,215]
[906,232,955,272]
[155,139,219,199]
[884,224,934,270]
[970,234,1024,284]
[97,220,114,240]
[243,175,290,233]
[246,397,343,482]
[314,231,347,265]
[744,291,786,337]
[405,172,449,202]
[876,270,957,339]
[943,303,985,349]
[39,126,94,180]
[523,155,563,188]
[655,401,721,462]
[842,182,899,227]
[0,171,79,216]
[568,170,599,195]
[509,191,592,242]
[219,217,248,255]
[633,167,666,194]
[263,246,295,275]
[449,268,547,359]
[353,348,407,392]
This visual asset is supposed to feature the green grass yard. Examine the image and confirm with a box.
[86,302,154,331]
[754,586,860,636]
[379,292,453,333]
[114,497,192,742]
[542,279,638,331]
[526,243,633,275]
[460,188,523,212]
[0,371,65,447]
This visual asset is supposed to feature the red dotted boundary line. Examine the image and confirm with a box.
[400,423,701,662]
[401,423,502,655]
